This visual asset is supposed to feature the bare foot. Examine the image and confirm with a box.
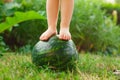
[40,28,57,41]
[59,28,71,40]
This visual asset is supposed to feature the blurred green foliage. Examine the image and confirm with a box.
[71,0,120,54]
[0,0,47,50]
[0,11,45,33]
[102,3,120,11]
[0,0,46,22]
[101,3,120,25]
[115,0,120,3]
[0,36,8,53]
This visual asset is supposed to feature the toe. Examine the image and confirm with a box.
[62,35,66,40]
[39,28,57,41]
[40,35,43,40]
[59,34,63,39]
[63,35,66,40]
[62,35,68,40]
[40,34,47,41]
[43,36,48,41]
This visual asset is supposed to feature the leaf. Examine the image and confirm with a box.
[0,10,45,33]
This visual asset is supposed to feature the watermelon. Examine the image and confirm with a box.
[31,35,78,70]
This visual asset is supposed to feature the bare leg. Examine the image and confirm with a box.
[59,0,74,40]
[40,0,59,40]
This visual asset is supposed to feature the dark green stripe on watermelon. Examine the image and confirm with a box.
[31,36,78,70]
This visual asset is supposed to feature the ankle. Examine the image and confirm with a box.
[60,22,70,28]
[60,24,70,30]
[48,27,56,31]
[60,27,70,31]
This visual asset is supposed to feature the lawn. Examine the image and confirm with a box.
[0,53,120,80]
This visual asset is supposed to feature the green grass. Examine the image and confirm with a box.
[0,53,120,80]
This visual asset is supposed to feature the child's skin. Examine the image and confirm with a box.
[40,0,74,40]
